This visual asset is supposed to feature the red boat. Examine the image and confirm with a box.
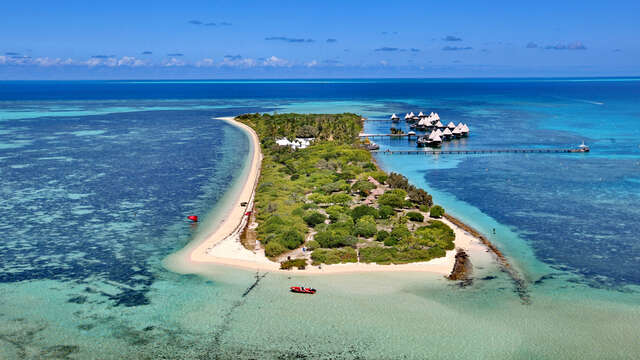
[290,286,316,294]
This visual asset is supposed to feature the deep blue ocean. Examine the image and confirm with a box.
[1,79,639,358]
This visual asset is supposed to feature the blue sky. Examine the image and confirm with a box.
[1,0,638,79]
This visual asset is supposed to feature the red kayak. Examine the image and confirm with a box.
[290,286,316,294]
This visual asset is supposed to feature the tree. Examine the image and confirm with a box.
[351,180,376,196]
[430,205,445,218]
[354,215,377,238]
[408,188,433,207]
[326,205,349,222]
[303,211,327,227]
[376,230,390,242]
[378,189,407,209]
[330,192,352,205]
[351,205,379,221]
[278,229,305,249]
[406,211,424,222]
[265,242,287,257]
[377,205,395,219]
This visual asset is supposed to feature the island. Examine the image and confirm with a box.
[174,112,486,277]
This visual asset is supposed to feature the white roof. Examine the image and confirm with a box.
[457,122,464,127]
[452,128,462,134]
[433,113,440,121]
[443,128,453,136]
[447,122,456,129]
[418,111,424,117]
[408,131,416,135]
[435,121,444,127]
[405,113,411,119]
[276,138,291,146]
[391,113,398,119]
[435,129,443,136]
[431,134,442,142]
[418,118,427,126]
[428,130,437,140]
[461,124,469,132]
[409,112,415,117]
[454,123,464,131]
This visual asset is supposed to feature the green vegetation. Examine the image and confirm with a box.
[280,258,308,270]
[406,211,424,222]
[430,205,445,218]
[311,247,358,265]
[303,211,327,227]
[236,112,454,265]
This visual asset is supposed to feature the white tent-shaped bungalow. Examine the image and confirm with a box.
[442,128,453,139]
[447,121,456,130]
[435,121,444,129]
[461,124,470,136]
[452,127,462,138]
[405,113,411,120]
[435,128,443,137]
[390,113,400,121]
[418,111,425,118]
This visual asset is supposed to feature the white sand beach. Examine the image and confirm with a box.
[173,116,492,276]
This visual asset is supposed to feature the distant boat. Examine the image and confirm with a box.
[290,286,316,294]
[577,141,590,152]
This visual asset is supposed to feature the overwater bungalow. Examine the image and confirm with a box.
[435,120,444,129]
[442,128,453,140]
[418,111,425,118]
[461,124,470,137]
[435,128,443,137]
[452,126,462,138]
[404,113,411,121]
[428,133,442,147]
[390,113,400,122]
[447,121,456,130]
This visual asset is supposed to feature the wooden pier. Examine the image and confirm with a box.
[371,148,588,155]
[359,133,414,138]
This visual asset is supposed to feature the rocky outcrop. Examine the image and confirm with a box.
[448,249,471,281]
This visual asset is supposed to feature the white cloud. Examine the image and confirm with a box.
[305,60,318,67]
[162,57,186,67]
[117,56,147,67]
[196,58,215,67]
[263,56,289,67]
[219,57,257,68]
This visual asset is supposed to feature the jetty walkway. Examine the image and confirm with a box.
[372,148,588,155]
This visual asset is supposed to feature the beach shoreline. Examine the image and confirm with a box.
[171,115,492,277]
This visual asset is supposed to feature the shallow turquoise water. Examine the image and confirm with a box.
[1,79,639,358]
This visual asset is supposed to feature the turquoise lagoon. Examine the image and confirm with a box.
[0,79,639,359]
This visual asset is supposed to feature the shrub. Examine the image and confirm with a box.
[303,211,327,227]
[311,247,358,265]
[351,180,376,195]
[377,205,395,219]
[387,172,410,189]
[351,205,379,221]
[378,189,407,209]
[430,205,445,218]
[330,192,352,205]
[406,211,424,222]
[290,173,300,181]
[386,223,410,246]
[265,242,287,257]
[278,230,304,249]
[321,180,350,194]
[419,205,430,213]
[367,171,388,184]
[309,193,331,204]
[376,230,390,242]
[326,205,349,222]
[354,215,377,238]
[359,245,395,264]
[305,240,320,250]
[408,188,433,207]
[315,228,357,248]
[280,258,307,270]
